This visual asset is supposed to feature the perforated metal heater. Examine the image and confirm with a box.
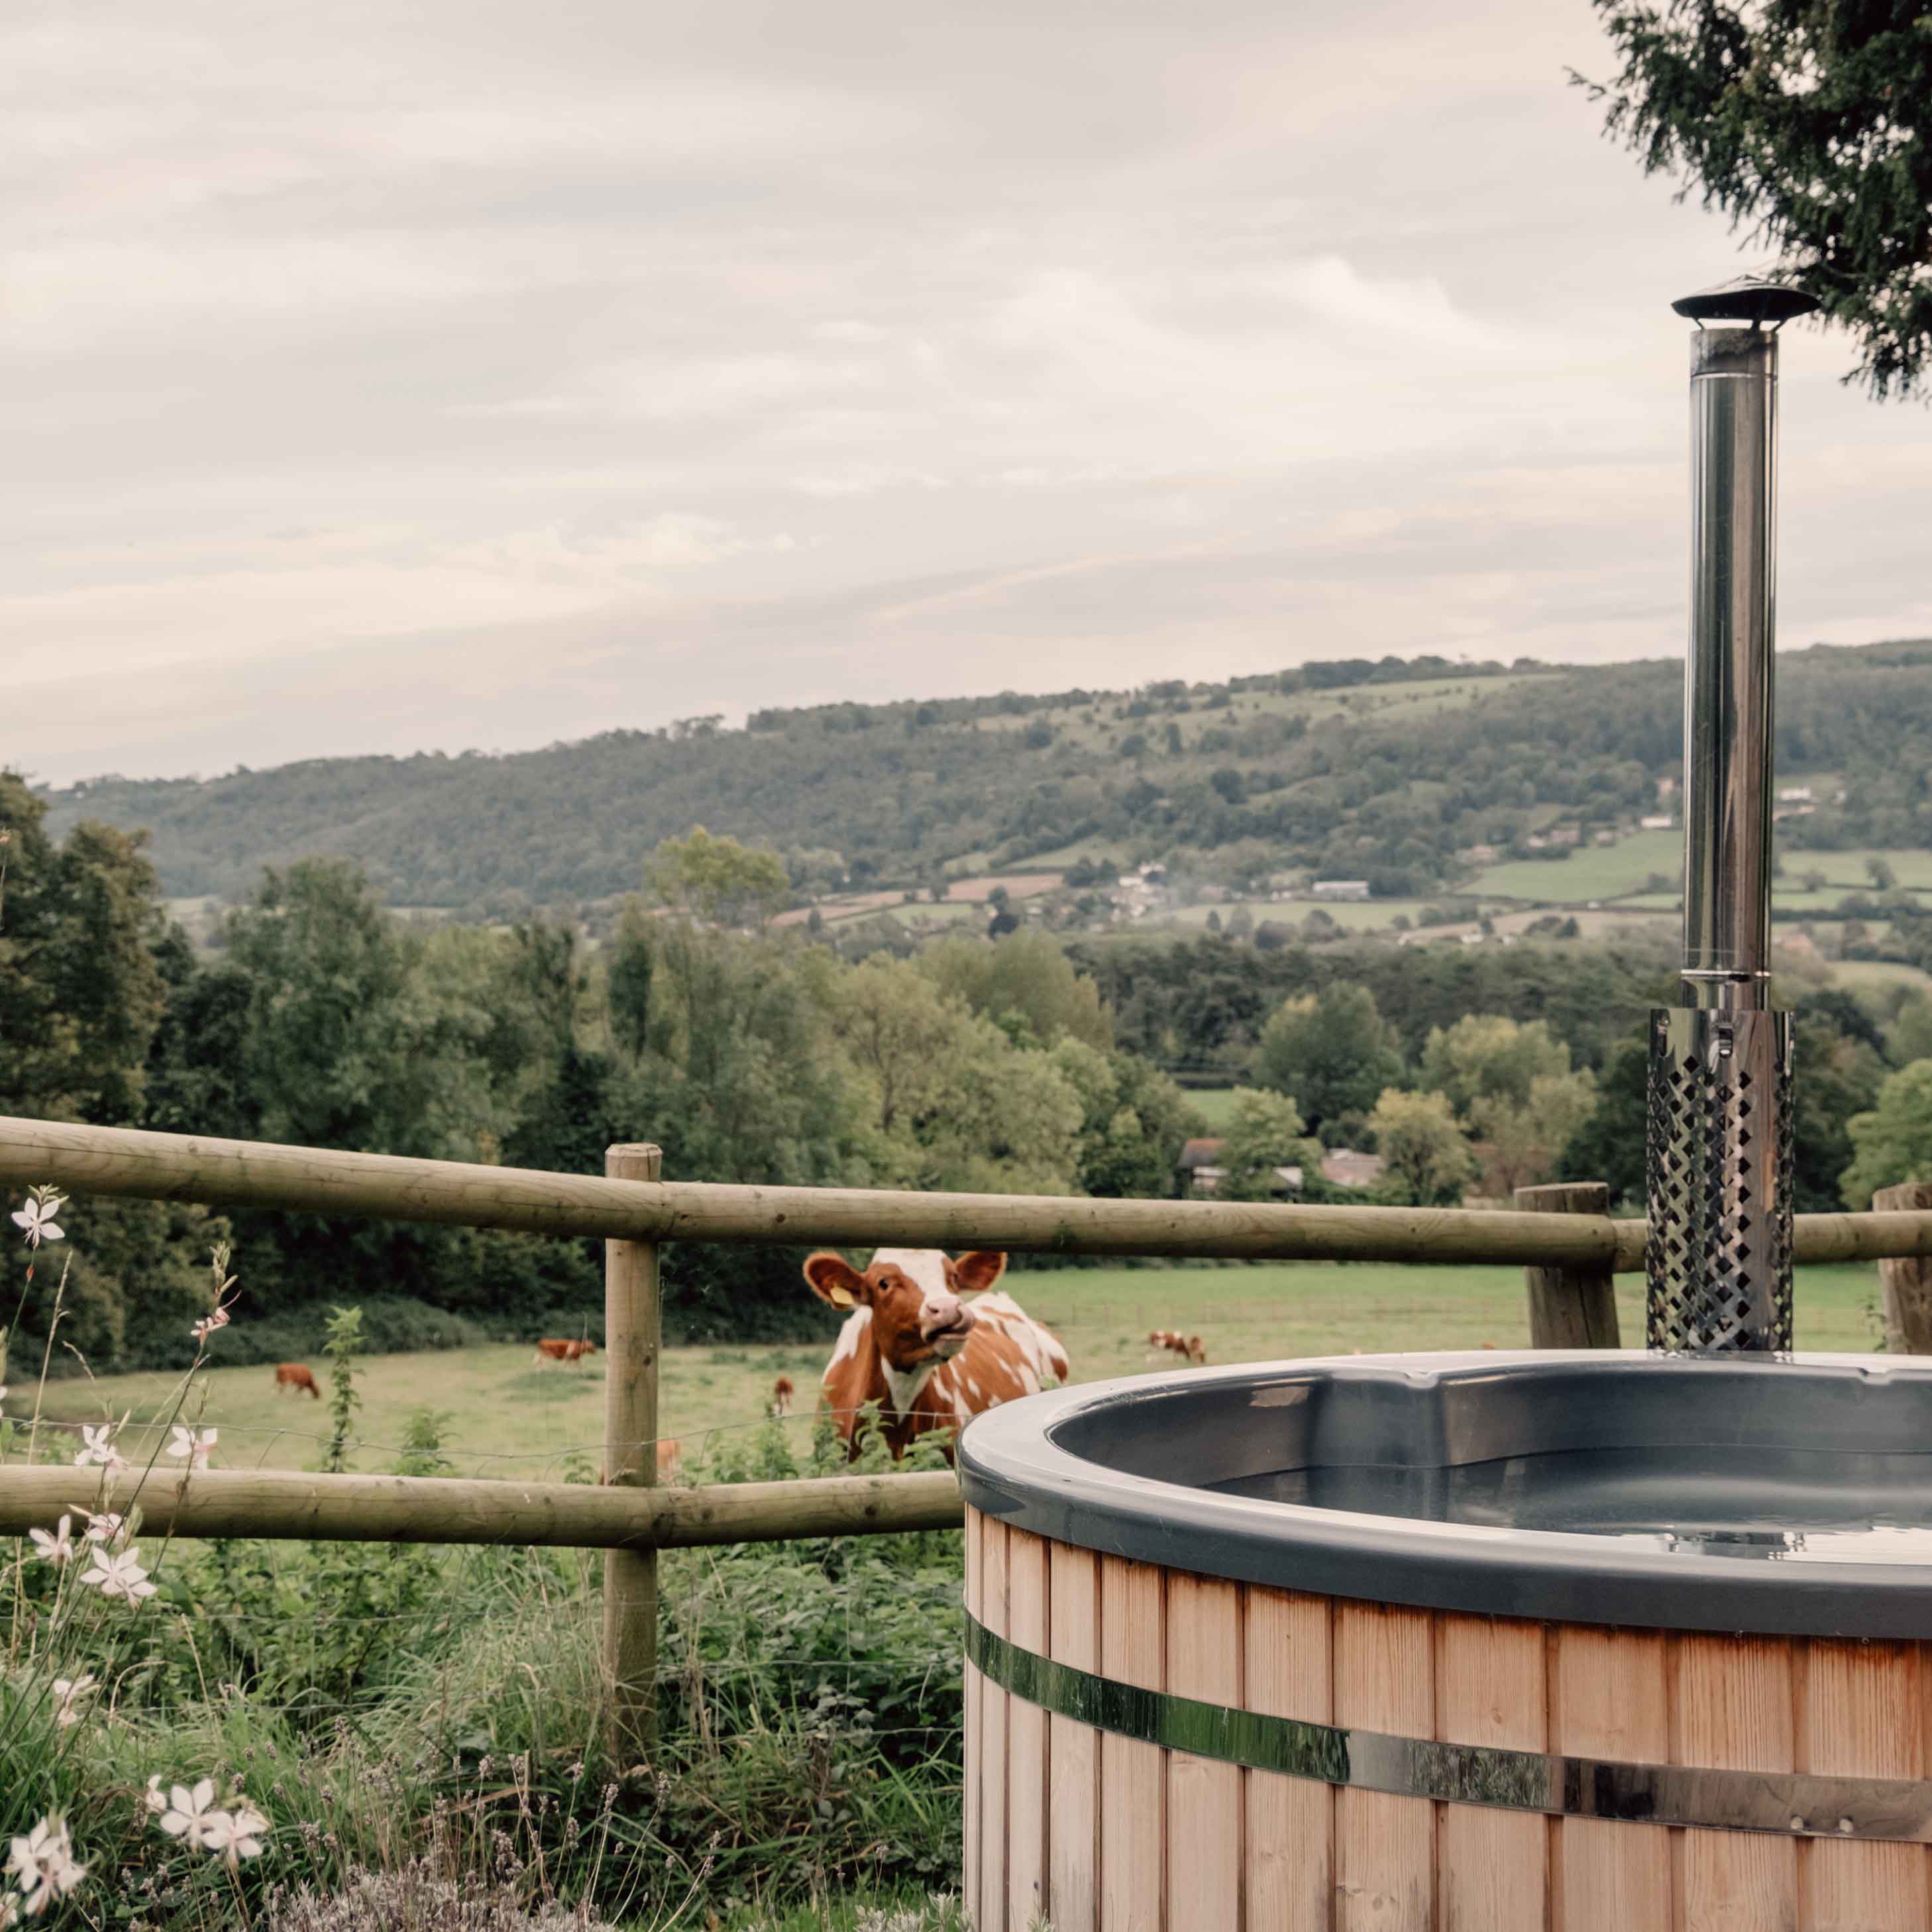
[1645,278,1818,1355]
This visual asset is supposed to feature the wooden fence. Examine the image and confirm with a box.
[7,1112,1932,1758]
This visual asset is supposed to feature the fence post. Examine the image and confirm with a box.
[1875,1181,1932,1352]
[604,1142,662,1766]
[1515,1181,1620,1348]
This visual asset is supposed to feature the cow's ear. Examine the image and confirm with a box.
[804,1252,869,1310]
[950,1250,1006,1296]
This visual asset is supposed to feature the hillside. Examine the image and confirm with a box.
[36,641,1932,915]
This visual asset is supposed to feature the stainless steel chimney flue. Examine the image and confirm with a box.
[1646,278,1818,1355]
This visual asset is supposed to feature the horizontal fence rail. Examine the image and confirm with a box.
[5,1115,1932,1269]
[3,1114,1637,1268]
[9,1108,1932,1762]
[0,1465,965,1549]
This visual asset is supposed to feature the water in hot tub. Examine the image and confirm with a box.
[1207,1444,1932,1562]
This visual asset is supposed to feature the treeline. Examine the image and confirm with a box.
[9,771,1929,1381]
[42,640,1932,916]
[1,778,1201,1370]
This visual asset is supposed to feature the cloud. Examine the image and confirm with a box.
[5,0,1929,788]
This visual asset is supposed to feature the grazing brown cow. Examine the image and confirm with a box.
[1146,1330,1207,1366]
[533,1338,597,1367]
[806,1248,1069,1462]
[771,1375,795,1419]
[273,1363,320,1399]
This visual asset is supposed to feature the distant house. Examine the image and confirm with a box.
[1778,785,1813,803]
[1177,1137,1224,1179]
[1456,843,1500,866]
[1593,829,1617,845]
[1639,814,1674,831]
[1320,1148,1385,1189]
[1179,1138,1381,1193]
[1547,826,1582,847]
[1175,1138,1303,1198]
[1311,880,1370,901]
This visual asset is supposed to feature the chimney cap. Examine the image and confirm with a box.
[1672,274,1821,325]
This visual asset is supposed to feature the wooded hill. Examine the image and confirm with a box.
[40,640,1932,914]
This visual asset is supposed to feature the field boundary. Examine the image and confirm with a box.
[9,1110,1932,1754]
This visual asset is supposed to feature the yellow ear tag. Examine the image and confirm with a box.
[829,1285,856,1309]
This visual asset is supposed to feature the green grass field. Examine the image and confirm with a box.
[1794,848,1932,890]
[29,1260,1888,1478]
[1183,1087,1241,1129]
[1830,958,1932,997]
[1467,831,1683,904]
[1159,896,1440,933]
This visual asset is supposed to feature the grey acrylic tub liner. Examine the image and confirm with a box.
[956,1350,1932,1638]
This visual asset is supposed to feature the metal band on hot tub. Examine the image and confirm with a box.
[967,1615,1932,1844]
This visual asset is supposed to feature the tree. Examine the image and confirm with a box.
[1558,1041,1648,1205]
[1471,1069,1599,1195]
[826,955,1083,1194]
[645,825,789,928]
[1578,1,1932,398]
[1216,1088,1317,1201]
[1255,985,1405,1133]
[1793,1011,1885,1210]
[1049,1040,1202,1199]
[921,931,1113,1050]
[1368,1088,1477,1205]
[831,957,962,1136]
[1843,1059,1932,1206]
[0,772,167,1126]
[1891,995,1932,1067]
[1420,1014,1574,1121]
[225,860,496,1162]
[1868,855,1899,892]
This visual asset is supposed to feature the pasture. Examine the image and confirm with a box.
[32,1258,1888,1476]
[1466,829,1684,903]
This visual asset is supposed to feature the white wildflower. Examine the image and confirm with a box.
[78,1545,156,1603]
[27,1516,74,1566]
[10,1195,65,1250]
[144,1776,168,1817]
[199,1801,269,1867]
[72,1423,129,1472]
[79,1509,126,1547]
[166,1424,217,1470]
[154,1779,221,1849]
[49,1676,95,1728]
[5,1815,87,1917]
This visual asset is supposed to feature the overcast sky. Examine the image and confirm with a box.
[9,0,1929,787]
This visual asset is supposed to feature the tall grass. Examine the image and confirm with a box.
[2,1187,968,1929]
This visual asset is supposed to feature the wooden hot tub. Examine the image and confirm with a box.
[957,1350,1932,1931]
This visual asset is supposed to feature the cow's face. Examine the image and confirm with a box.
[804,1248,1004,1375]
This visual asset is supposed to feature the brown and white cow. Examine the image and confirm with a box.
[805,1247,1069,1461]
[1146,1329,1207,1366]
[533,1337,597,1367]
